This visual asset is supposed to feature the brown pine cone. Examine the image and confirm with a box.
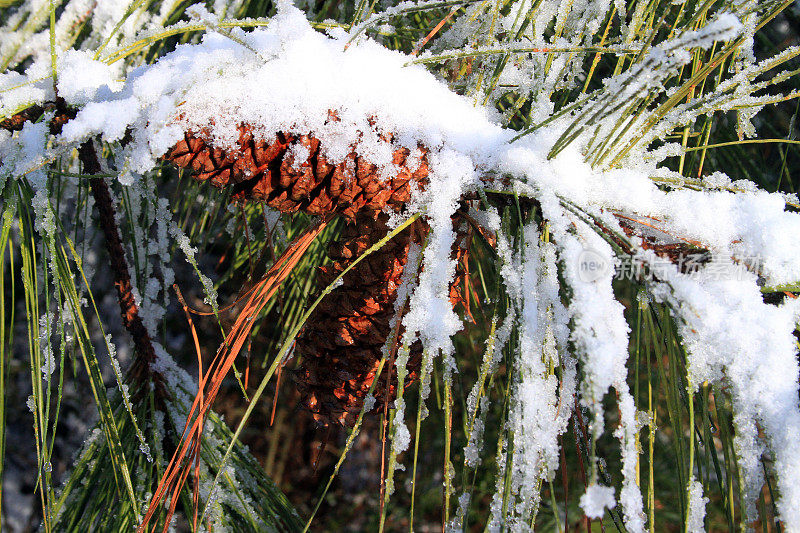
[164,122,432,426]
[0,98,76,135]
[163,121,450,427]
[163,124,428,219]
[294,212,426,427]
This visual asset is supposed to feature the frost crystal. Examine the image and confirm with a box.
[40,345,55,381]
[26,395,36,413]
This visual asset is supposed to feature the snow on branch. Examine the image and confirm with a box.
[3,2,800,530]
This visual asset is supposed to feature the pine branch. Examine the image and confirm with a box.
[77,141,162,395]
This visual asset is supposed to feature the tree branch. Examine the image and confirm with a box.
[78,141,162,393]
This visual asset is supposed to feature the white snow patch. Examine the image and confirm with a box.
[580,484,616,519]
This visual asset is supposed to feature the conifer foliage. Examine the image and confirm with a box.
[2,0,800,531]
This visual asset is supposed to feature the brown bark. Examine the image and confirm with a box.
[78,141,161,393]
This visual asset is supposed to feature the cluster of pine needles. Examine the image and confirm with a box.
[1,0,799,532]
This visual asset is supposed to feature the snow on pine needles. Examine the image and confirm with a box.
[3,0,800,530]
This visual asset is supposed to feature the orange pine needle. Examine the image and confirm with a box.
[614,212,706,249]
[412,7,458,56]
[138,218,329,532]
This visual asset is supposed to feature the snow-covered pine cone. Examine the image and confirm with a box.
[4,106,474,428]
[163,122,433,426]
[163,124,429,219]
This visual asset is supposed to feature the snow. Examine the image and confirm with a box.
[56,50,123,106]
[495,224,577,527]
[3,2,800,530]
[385,240,421,488]
[647,260,800,526]
[686,478,709,533]
[461,310,513,474]
[171,223,219,314]
[39,313,56,381]
[58,3,507,178]
[0,70,49,118]
[580,484,616,519]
